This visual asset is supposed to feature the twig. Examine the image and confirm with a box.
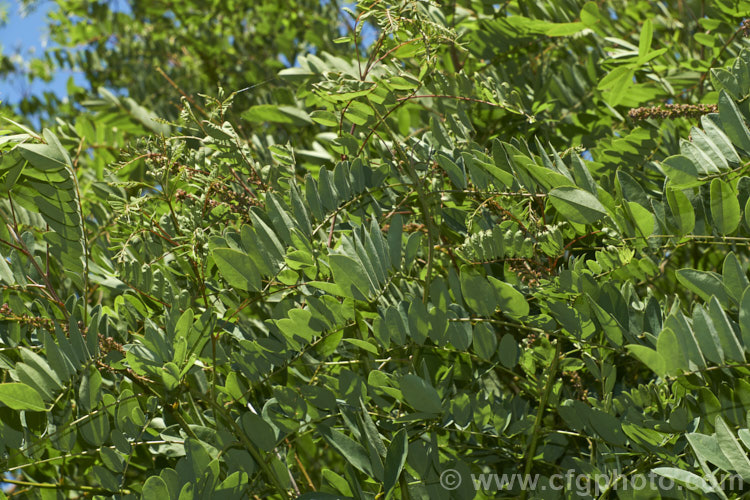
[156,66,210,118]
[521,338,561,499]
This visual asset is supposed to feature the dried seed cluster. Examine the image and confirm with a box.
[175,186,260,222]
[628,103,718,121]
[0,303,55,331]
[98,333,125,355]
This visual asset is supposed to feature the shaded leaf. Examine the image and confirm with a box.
[400,375,442,414]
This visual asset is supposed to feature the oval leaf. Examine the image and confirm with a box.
[383,429,408,499]
[666,187,695,235]
[661,155,701,187]
[142,476,171,500]
[212,248,261,292]
[400,374,442,414]
[549,187,608,224]
[710,178,740,235]
[459,268,495,317]
[0,383,46,411]
[488,277,529,317]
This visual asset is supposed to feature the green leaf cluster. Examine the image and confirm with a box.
[3,1,750,499]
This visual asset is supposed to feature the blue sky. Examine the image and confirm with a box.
[0,1,84,104]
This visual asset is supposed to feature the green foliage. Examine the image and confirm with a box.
[4,0,750,499]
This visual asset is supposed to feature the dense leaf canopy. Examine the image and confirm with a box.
[2,0,750,498]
